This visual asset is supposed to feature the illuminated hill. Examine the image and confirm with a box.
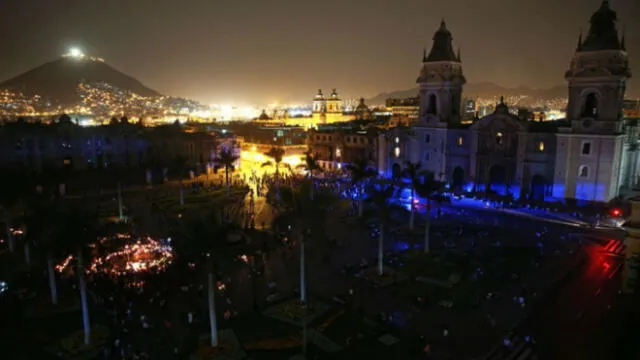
[0,51,160,107]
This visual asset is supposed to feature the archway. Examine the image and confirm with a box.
[427,94,437,115]
[391,163,402,179]
[452,167,465,190]
[582,93,598,117]
[530,174,546,201]
[488,165,507,195]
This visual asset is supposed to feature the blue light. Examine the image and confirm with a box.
[393,241,409,251]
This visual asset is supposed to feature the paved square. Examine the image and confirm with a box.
[263,298,331,326]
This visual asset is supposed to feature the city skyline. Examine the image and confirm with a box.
[0,0,638,104]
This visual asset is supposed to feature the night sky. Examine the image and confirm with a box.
[0,0,637,104]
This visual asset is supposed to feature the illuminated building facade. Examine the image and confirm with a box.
[255,89,362,128]
[386,97,419,127]
[381,2,636,203]
[462,99,477,121]
[307,126,384,171]
[233,125,308,170]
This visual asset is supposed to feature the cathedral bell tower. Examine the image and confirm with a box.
[312,89,326,114]
[553,1,632,202]
[565,0,631,134]
[416,20,466,125]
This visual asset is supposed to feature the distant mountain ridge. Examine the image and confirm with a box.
[368,82,568,105]
[0,57,161,107]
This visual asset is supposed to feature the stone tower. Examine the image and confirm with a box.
[326,89,342,114]
[553,1,632,202]
[564,0,631,134]
[312,89,326,114]
[416,20,466,125]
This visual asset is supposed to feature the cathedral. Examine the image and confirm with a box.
[383,1,635,203]
[255,88,367,127]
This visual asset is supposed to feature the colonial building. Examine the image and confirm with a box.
[307,125,384,172]
[0,120,217,173]
[386,97,420,127]
[382,1,636,203]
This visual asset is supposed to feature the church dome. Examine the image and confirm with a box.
[354,98,372,120]
[355,98,369,112]
[258,110,270,120]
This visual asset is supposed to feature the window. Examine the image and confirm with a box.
[581,141,591,155]
[496,132,503,145]
[457,136,463,146]
[394,137,399,144]
[425,134,431,143]
[427,94,437,115]
[538,141,545,152]
[582,93,598,117]
[424,152,430,161]
[578,165,589,178]
[336,148,341,158]
[394,147,400,158]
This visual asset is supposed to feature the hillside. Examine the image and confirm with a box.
[0,56,160,107]
[368,82,568,105]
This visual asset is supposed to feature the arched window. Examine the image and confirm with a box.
[427,94,438,115]
[582,93,598,117]
[578,165,589,178]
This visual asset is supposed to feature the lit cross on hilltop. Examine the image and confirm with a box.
[63,47,85,59]
[61,47,104,62]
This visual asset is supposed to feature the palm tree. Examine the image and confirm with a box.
[262,147,285,201]
[30,197,66,305]
[296,151,322,200]
[367,181,394,275]
[59,206,98,346]
[182,217,229,348]
[403,162,423,232]
[346,158,377,217]
[214,148,239,197]
[414,182,432,253]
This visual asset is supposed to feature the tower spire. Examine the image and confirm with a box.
[576,29,583,51]
[582,0,620,51]
[424,19,457,62]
